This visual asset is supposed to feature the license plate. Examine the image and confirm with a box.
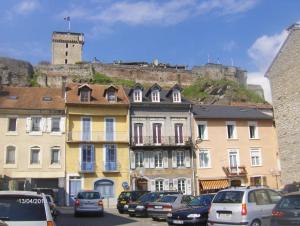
[173,220,183,224]
[128,209,135,212]
[154,206,162,209]
[120,201,126,204]
[219,213,231,219]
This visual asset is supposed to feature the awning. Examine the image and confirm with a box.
[199,179,229,191]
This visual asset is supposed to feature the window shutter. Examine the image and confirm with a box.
[158,124,162,143]
[186,178,192,195]
[130,151,135,169]
[134,124,138,144]
[173,178,178,191]
[46,117,52,132]
[41,118,46,132]
[163,151,168,168]
[91,145,95,162]
[143,152,150,168]
[149,151,155,168]
[172,151,177,168]
[60,117,65,133]
[163,179,169,191]
[26,117,31,132]
[175,124,178,144]
[185,151,191,168]
[150,179,156,192]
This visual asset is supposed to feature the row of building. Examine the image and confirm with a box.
[0,83,281,206]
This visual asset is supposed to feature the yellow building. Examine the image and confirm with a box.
[65,83,130,206]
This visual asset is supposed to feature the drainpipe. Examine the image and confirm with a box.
[128,106,132,190]
[188,103,196,196]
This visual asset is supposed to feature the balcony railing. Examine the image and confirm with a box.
[131,136,192,147]
[67,131,128,142]
[79,161,96,173]
[222,166,247,177]
[103,161,121,172]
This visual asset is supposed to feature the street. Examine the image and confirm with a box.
[56,207,168,226]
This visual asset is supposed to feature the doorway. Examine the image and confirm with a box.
[136,178,148,191]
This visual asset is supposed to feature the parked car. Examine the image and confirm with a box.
[208,187,281,226]
[46,195,59,220]
[167,193,215,226]
[271,192,300,226]
[148,194,194,220]
[127,191,179,217]
[0,190,55,226]
[74,190,104,217]
[117,191,149,214]
[281,182,300,194]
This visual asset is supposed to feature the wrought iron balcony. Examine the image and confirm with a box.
[79,161,96,173]
[103,161,121,172]
[222,166,247,178]
[131,136,192,147]
[67,131,128,142]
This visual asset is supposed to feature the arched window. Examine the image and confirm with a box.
[94,179,114,198]
[6,146,16,164]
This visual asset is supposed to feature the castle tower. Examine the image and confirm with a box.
[52,31,84,65]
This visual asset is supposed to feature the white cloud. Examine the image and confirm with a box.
[223,40,237,52]
[14,0,40,15]
[247,29,288,103]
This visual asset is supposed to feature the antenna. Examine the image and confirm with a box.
[207,54,210,63]
[231,58,234,66]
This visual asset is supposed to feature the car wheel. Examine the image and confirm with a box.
[129,213,134,217]
[152,217,157,221]
[251,219,261,226]
[118,209,124,214]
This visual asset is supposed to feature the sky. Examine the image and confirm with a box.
[0,0,299,102]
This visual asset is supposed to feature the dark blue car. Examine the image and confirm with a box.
[167,194,215,226]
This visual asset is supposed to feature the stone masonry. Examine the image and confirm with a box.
[267,23,300,184]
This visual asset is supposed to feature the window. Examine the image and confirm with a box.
[175,123,183,144]
[6,146,16,164]
[250,149,262,166]
[105,144,117,171]
[253,190,270,205]
[173,90,181,102]
[135,152,144,168]
[197,122,208,140]
[178,179,186,194]
[177,151,185,167]
[51,117,60,132]
[133,89,142,102]
[81,144,95,171]
[65,51,68,56]
[105,118,114,141]
[154,152,163,168]
[249,122,258,139]
[30,147,40,164]
[66,43,68,48]
[107,90,116,102]
[80,90,90,102]
[229,149,239,168]
[8,118,17,132]
[134,123,143,144]
[31,117,41,132]
[199,149,210,168]
[151,90,160,102]
[226,121,237,139]
[267,190,281,204]
[65,59,67,64]
[51,147,60,164]
[155,180,163,191]
[82,117,91,140]
[153,123,162,144]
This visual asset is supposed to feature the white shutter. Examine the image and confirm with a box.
[163,151,168,168]
[186,178,192,195]
[173,178,178,191]
[150,179,156,192]
[130,151,136,169]
[60,117,66,133]
[144,152,150,168]
[26,117,31,132]
[41,118,46,132]
[46,117,52,132]
[163,179,169,191]
[172,151,177,168]
[149,151,155,168]
[185,151,191,168]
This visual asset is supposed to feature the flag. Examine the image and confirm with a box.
[64,16,70,21]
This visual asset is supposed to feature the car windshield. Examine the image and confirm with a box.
[157,196,177,203]
[77,192,100,199]
[279,196,300,209]
[0,195,46,221]
[189,195,213,206]
[213,191,244,204]
[119,192,131,199]
[138,193,159,202]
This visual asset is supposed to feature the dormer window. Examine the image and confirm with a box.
[107,90,116,102]
[133,89,142,102]
[151,90,160,102]
[80,89,90,102]
[173,90,181,103]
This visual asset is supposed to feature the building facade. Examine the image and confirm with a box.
[52,31,84,65]
[65,83,130,206]
[193,105,281,194]
[128,84,194,195]
[0,87,66,205]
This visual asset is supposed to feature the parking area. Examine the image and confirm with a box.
[56,207,169,226]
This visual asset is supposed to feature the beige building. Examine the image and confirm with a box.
[52,31,84,65]
[193,105,281,194]
[0,87,66,205]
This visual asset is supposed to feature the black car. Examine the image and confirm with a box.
[128,191,179,217]
[117,191,149,214]
[167,194,215,226]
[271,192,300,226]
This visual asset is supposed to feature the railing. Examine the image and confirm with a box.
[79,161,96,173]
[222,166,247,177]
[67,131,128,142]
[131,136,192,146]
[103,161,121,172]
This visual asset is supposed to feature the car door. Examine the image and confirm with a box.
[253,189,272,226]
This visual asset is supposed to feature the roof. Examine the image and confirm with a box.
[66,83,129,105]
[193,104,273,120]
[52,31,84,36]
[0,86,65,110]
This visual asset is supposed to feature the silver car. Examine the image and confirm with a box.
[74,190,104,217]
[208,187,281,226]
[147,194,194,220]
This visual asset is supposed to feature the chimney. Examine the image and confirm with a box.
[61,76,67,98]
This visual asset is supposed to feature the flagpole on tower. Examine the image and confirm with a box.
[64,16,71,31]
